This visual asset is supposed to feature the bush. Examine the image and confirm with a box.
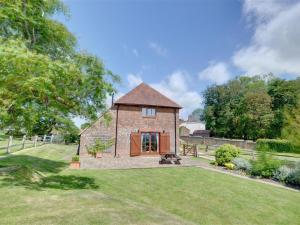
[273,166,292,182]
[285,162,300,188]
[251,151,282,178]
[256,139,298,153]
[215,144,241,166]
[232,157,252,172]
[72,155,79,162]
[224,163,235,170]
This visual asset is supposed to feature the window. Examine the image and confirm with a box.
[142,108,156,117]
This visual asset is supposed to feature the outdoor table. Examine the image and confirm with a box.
[159,153,182,165]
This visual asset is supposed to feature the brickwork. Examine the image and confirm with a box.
[79,111,116,157]
[80,105,180,157]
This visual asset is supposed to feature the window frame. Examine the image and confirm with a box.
[142,107,156,118]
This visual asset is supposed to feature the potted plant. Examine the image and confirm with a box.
[70,155,80,169]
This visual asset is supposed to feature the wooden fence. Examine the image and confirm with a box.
[0,135,56,155]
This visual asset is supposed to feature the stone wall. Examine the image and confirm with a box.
[180,136,256,150]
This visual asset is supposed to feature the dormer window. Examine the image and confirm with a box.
[142,108,156,117]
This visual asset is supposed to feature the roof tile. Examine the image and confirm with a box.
[114,83,182,108]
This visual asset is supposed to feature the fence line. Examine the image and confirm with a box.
[0,134,58,155]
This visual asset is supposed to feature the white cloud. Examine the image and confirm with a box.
[198,62,231,85]
[150,71,202,119]
[126,71,201,119]
[127,74,143,88]
[233,0,300,76]
[132,49,139,57]
[148,41,167,57]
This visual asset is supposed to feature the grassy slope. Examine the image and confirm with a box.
[0,144,299,225]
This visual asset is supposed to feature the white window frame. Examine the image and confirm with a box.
[142,108,156,117]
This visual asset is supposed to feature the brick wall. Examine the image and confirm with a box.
[116,105,179,156]
[79,110,116,157]
[80,105,180,157]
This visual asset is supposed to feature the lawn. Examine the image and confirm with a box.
[0,145,299,225]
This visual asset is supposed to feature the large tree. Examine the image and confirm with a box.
[0,0,119,135]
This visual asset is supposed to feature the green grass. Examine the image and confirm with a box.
[0,145,299,225]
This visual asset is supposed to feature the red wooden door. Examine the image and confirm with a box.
[130,132,141,156]
[159,132,170,154]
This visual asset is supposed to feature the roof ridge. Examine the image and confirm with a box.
[114,82,182,108]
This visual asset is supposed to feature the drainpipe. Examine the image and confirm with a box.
[174,108,177,155]
[114,104,119,157]
[76,136,80,155]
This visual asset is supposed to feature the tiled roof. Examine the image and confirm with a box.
[114,83,182,108]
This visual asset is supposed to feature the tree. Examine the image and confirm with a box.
[282,100,300,148]
[240,91,274,140]
[267,78,300,138]
[188,108,204,122]
[203,76,275,140]
[0,1,119,135]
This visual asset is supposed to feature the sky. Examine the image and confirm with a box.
[56,0,300,125]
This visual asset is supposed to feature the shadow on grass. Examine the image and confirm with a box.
[0,155,99,190]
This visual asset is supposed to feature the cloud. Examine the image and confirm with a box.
[127,74,143,88]
[233,0,300,76]
[132,49,139,57]
[150,71,202,119]
[148,41,167,57]
[198,62,231,85]
[126,71,201,119]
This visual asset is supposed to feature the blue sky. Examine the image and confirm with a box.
[57,0,300,124]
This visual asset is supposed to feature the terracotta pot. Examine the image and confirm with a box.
[70,161,80,169]
[96,152,102,158]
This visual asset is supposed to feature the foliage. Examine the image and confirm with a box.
[215,144,240,166]
[273,166,293,182]
[0,1,119,135]
[268,78,300,137]
[281,101,300,149]
[285,162,300,188]
[232,157,252,172]
[188,108,204,122]
[251,151,282,178]
[203,76,300,140]
[72,155,79,162]
[224,162,235,170]
[88,138,114,158]
[256,139,297,153]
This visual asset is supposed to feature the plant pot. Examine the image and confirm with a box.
[70,161,80,169]
[96,152,102,158]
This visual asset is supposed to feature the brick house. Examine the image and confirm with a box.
[79,83,182,157]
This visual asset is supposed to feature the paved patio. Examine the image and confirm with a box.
[80,155,207,169]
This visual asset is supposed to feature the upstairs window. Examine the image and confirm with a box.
[142,108,156,117]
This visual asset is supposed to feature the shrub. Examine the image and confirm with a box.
[88,138,114,158]
[72,155,79,162]
[273,166,292,182]
[251,151,282,178]
[256,139,298,153]
[224,163,235,170]
[215,144,241,166]
[285,162,300,188]
[232,157,252,172]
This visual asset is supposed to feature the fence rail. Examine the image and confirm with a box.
[0,134,57,155]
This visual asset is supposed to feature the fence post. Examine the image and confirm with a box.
[22,135,26,149]
[6,136,12,154]
[34,135,38,147]
[50,135,54,143]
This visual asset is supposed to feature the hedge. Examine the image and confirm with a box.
[256,139,300,153]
